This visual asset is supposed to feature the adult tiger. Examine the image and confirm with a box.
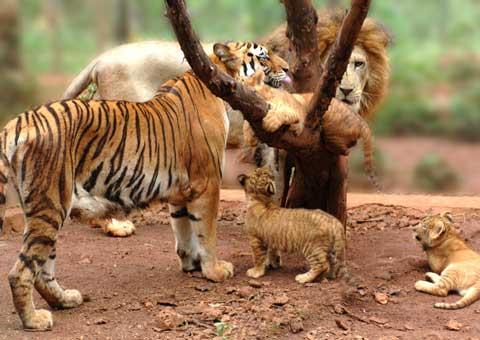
[0,41,284,331]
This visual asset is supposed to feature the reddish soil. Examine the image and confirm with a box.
[1,198,480,340]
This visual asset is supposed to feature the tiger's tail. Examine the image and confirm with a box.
[0,154,9,235]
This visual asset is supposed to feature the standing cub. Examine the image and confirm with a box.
[238,167,348,284]
[413,212,480,309]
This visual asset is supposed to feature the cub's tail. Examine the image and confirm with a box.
[434,286,480,310]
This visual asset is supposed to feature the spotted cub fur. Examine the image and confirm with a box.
[238,167,350,284]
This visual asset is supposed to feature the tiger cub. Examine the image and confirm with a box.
[413,212,480,309]
[241,71,380,190]
[238,167,349,284]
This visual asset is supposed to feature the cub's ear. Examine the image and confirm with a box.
[440,211,453,222]
[214,43,231,60]
[430,220,446,240]
[266,182,276,195]
[237,174,248,187]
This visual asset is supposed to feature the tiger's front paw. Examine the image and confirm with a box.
[23,309,53,331]
[102,219,136,237]
[202,260,234,282]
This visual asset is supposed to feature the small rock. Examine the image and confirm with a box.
[225,286,237,294]
[369,316,388,325]
[272,293,289,306]
[78,257,92,265]
[94,318,107,325]
[200,306,222,321]
[195,285,211,292]
[446,319,462,331]
[335,318,349,331]
[404,324,415,331]
[155,308,186,330]
[374,292,389,305]
[237,286,254,299]
[144,301,154,309]
[375,271,393,281]
[333,304,346,315]
[248,279,263,288]
[289,318,304,333]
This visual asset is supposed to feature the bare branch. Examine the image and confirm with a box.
[305,0,371,130]
[283,0,321,93]
[164,0,309,151]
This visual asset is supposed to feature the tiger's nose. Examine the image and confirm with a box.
[340,87,353,96]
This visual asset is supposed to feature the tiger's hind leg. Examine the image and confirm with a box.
[169,204,201,272]
[9,187,81,330]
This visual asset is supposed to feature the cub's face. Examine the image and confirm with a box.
[412,213,453,250]
[238,167,276,202]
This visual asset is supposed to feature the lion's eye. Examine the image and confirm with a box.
[354,61,365,68]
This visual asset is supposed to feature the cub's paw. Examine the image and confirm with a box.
[203,260,234,282]
[23,309,53,331]
[262,113,284,132]
[61,289,83,309]
[414,280,429,292]
[246,267,265,279]
[425,272,441,283]
[103,219,136,237]
[295,272,316,284]
[289,122,304,136]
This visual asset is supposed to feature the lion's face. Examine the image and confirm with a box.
[412,213,453,250]
[335,46,368,114]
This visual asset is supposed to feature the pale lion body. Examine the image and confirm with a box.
[238,167,347,284]
[413,213,480,309]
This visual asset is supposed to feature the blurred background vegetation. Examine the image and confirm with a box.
[1,0,479,194]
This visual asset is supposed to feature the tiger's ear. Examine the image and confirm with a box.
[430,220,446,240]
[266,182,276,196]
[440,211,453,222]
[237,174,248,187]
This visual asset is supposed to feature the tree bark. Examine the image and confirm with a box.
[164,0,370,227]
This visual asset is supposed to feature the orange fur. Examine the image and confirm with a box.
[413,212,480,309]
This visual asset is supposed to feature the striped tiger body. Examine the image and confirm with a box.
[0,41,286,331]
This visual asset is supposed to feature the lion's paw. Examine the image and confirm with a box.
[102,219,136,237]
[246,267,265,279]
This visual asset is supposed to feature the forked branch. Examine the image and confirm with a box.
[165,0,370,150]
[165,0,308,151]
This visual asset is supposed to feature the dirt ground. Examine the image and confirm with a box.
[1,195,480,340]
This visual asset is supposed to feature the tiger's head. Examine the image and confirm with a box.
[212,41,290,88]
[238,167,276,203]
[412,212,456,251]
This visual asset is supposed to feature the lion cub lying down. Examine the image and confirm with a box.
[413,212,480,309]
[238,167,349,284]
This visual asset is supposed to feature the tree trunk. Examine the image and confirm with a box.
[0,0,20,70]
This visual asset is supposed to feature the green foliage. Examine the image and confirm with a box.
[214,321,231,339]
[448,84,480,142]
[413,154,459,192]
